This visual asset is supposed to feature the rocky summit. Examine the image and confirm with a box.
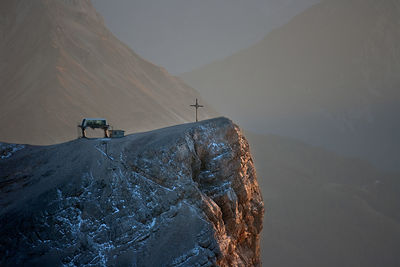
[0,118,264,267]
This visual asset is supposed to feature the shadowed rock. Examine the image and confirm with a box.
[0,117,264,266]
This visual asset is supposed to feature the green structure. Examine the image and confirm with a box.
[78,118,109,138]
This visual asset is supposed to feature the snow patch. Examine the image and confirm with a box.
[0,144,25,159]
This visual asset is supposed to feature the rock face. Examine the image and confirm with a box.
[0,118,264,266]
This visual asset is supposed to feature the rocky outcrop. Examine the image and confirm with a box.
[0,117,264,266]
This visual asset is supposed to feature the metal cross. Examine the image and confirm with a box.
[190,98,204,122]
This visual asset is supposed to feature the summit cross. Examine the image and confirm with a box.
[190,98,204,122]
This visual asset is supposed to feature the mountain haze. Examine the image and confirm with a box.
[92,0,320,74]
[246,132,400,266]
[0,0,215,145]
[181,0,400,170]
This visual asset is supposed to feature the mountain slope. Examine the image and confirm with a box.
[0,0,216,145]
[181,0,400,170]
[246,132,400,267]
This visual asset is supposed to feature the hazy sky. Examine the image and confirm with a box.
[92,0,320,74]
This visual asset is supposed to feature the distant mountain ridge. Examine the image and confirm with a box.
[0,0,216,145]
[181,0,400,170]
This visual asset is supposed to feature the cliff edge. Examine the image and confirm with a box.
[0,117,264,266]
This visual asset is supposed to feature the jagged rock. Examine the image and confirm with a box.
[0,117,264,267]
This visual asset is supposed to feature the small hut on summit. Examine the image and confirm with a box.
[108,129,125,138]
